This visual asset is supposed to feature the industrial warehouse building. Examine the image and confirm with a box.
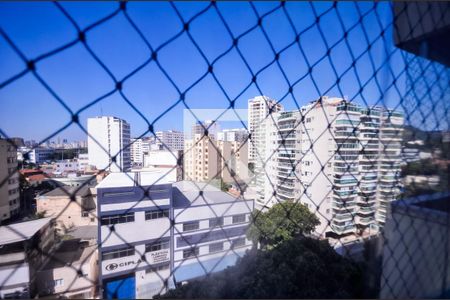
[96,171,254,299]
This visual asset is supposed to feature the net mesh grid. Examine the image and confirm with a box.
[0,1,449,299]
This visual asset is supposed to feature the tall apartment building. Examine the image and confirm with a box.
[184,134,219,182]
[248,96,283,201]
[87,116,131,173]
[96,172,253,299]
[217,140,249,183]
[155,130,184,151]
[262,111,303,207]
[184,133,249,184]
[130,138,144,166]
[0,139,20,222]
[260,97,404,237]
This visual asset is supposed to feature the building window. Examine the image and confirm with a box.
[209,242,224,253]
[102,246,135,261]
[100,213,135,226]
[54,278,64,287]
[146,240,169,253]
[145,209,169,220]
[183,221,199,232]
[81,211,89,218]
[231,238,246,249]
[232,214,246,224]
[146,263,170,274]
[183,247,199,259]
[209,217,223,228]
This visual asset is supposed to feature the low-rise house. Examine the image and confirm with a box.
[35,226,99,299]
[0,217,55,298]
[36,186,97,234]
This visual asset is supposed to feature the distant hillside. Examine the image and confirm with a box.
[403,125,445,146]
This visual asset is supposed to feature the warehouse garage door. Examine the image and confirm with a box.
[104,276,135,299]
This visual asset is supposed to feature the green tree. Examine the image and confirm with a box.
[34,210,46,219]
[247,201,320,249]
[159,238,363,299]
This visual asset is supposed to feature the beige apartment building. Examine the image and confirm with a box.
[217,139,249,183]
[35,227,99,299]
[36,185,97,234]
[0,139,20,223]
[184,133,249,184]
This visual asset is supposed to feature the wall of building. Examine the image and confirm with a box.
[380,198,450,298]
[0,139,20,223]
[87,116,131,173]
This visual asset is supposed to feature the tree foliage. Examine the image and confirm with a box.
[159,238,363,299]
[247,201,320,248]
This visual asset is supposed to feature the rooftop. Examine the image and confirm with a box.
[42,239,96,269]
[96,170,176,189]
[0,217,53,245]
[67,225,98,240]
[40,185,91,198]
[172,181,253,209]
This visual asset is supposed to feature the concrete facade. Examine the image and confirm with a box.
[96,172,253,299]
[0,139,20,223]
[380,192,450,298]
[35,232,99,298]
[36,185,97,234]
[87,116,131,173]
[257,97,404,237]
[248,96,283,201]
[0,218,55,298]
[155,131,184,151]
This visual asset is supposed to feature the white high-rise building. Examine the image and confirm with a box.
[87,116,131,173]
[130,138,144,166]
[260,97,404,237]
[155,130,184,151]
[248,96,283,201]
[262,110,303,208]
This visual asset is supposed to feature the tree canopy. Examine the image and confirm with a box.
[247,200,320,248]
[160,237,363,299]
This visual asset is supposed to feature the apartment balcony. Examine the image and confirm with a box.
[357,206,376,214]
[331,223,357,235]
[380,176,400,182]
[334,155,359,162]
[357,216,375,226]
[334,177,359,185]
[336,107,361,115]
[359,136,379,142]
[277,181,296,189]
[332,204,357,212]
[277,189,295,198]
[357,198,377,206]
[334,211,355,220]
[360,155,379,161]
[334,167,359,174]
[361,173,378,180]
[333,190,358,197]
[334,131,359,138]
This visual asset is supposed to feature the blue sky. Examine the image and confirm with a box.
[0,1,411,142]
